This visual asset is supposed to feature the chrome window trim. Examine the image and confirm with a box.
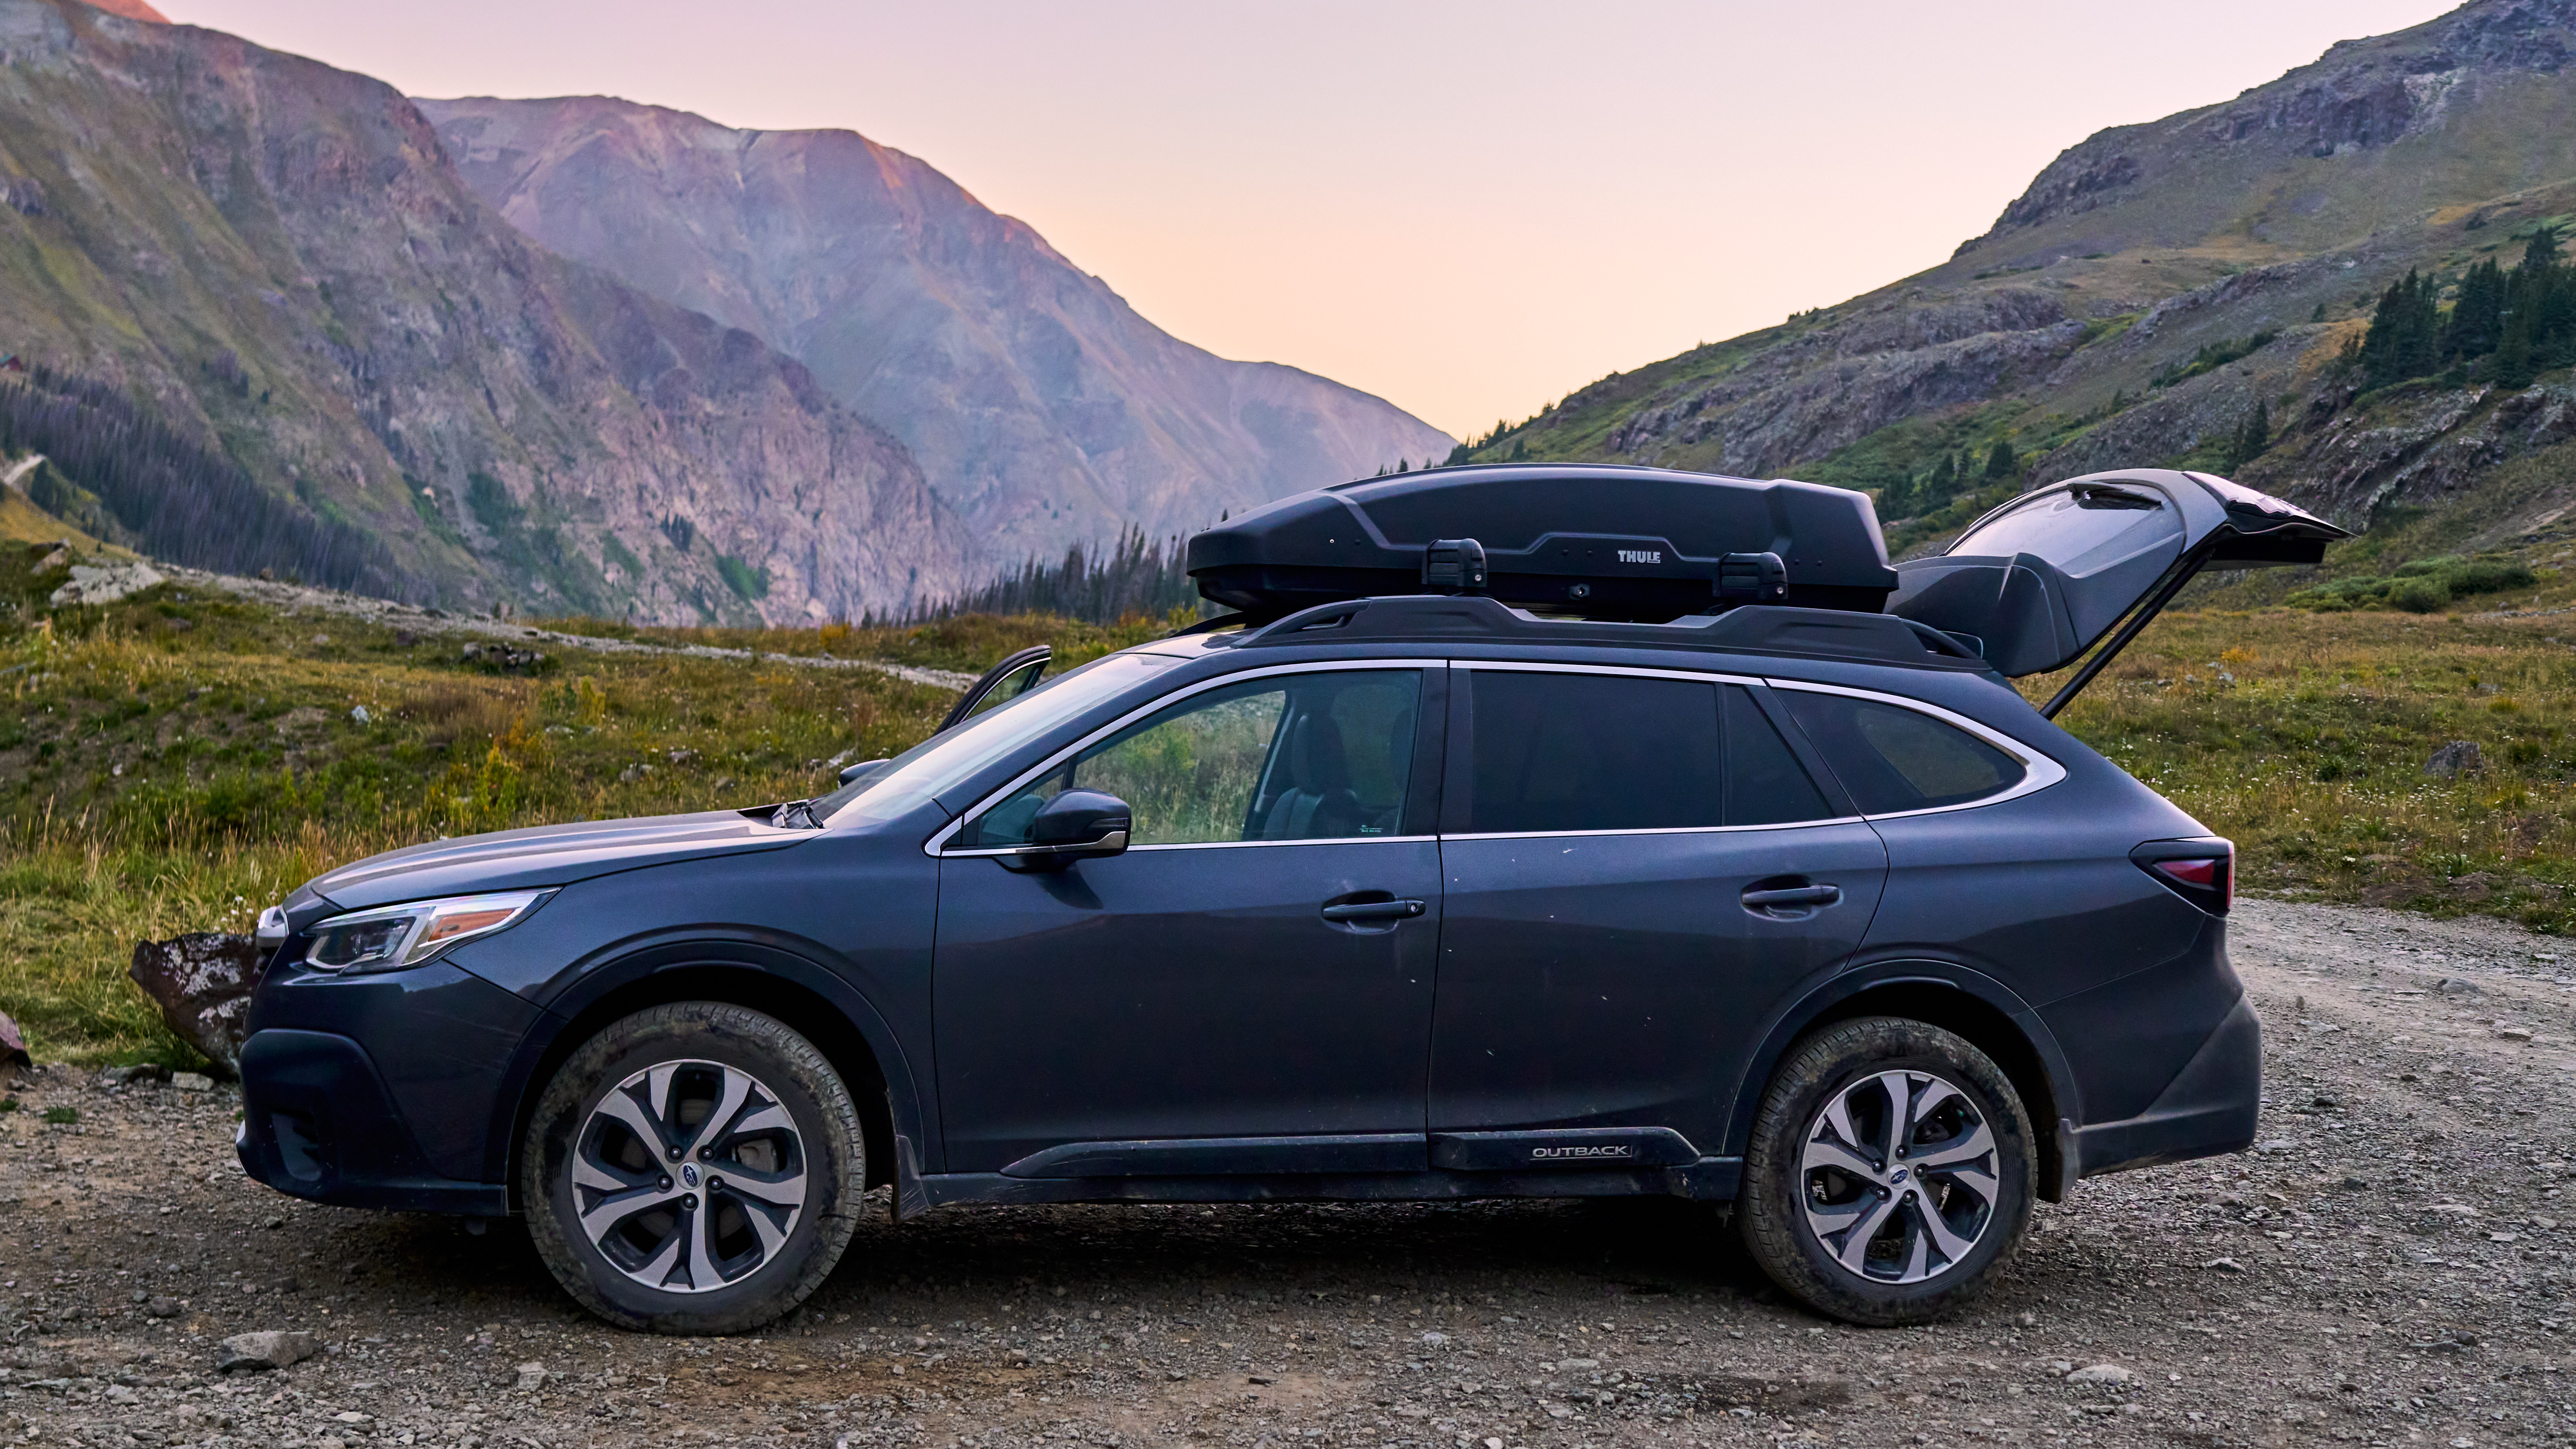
[1761,677,2068,819]
[1453,660,1764,687]
[924,658,1443,857]
[1439,818,1870,843]
[941,833,1438,859]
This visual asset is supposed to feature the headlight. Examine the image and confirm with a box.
[302,891,551,974]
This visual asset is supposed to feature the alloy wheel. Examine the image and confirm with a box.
[571,1059,810,1293]
[1797,1068,2001,1284]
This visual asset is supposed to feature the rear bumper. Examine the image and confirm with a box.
[2068,995,2262,1180]
[236,1028,508,1216]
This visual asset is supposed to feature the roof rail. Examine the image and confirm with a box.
[1223,594,1991,672]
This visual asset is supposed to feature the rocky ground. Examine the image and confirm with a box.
[6,899,2575,1449]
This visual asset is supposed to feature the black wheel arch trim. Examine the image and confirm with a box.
[480,936,929,1207]
[1722,957,2082,1202]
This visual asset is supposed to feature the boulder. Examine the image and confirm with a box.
[216,1330,319,1372]
[2424,740,2483,778]
[0,1008,27,1072]
[48,561,165,607]
[128,933,266,1079]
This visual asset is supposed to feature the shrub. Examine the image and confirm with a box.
[2390,577,2451,612]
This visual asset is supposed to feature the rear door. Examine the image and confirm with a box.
[1425,665,1887,1168]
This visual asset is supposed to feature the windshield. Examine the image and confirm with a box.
[817,652,1186,827]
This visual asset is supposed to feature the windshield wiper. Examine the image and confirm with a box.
[772,799,824,830]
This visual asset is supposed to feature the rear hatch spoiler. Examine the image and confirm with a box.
[1887,470,2351,717]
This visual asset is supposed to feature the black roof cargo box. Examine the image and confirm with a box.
[1186,464,1901,623]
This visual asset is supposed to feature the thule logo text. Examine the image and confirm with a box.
[1529,1143,1635,1161]
[1616,549,1662,565]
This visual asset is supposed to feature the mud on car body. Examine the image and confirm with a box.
[239,464,2341,1331]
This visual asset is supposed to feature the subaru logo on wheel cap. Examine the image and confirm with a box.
[1889,1167,1909,1185]
[682,1163,699,1188]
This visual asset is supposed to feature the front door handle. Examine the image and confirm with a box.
[1321,897,1427,923]
[1742,884,1841,910]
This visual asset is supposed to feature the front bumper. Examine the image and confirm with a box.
[236,1028,508,1215]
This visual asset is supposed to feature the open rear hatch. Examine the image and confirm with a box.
[1887,470,2350,716]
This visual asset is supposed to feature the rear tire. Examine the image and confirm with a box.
[522,1002,863,1333]
[1737,1016,2034,1326]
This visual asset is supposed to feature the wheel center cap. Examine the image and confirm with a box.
[681,1163,700,1189]
[1889,1166,1910,1186]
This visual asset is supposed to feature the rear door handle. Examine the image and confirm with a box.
[1742,884,1841,909]
[1321,898,1427,922]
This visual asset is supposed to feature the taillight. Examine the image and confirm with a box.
[2133,840,2233,914]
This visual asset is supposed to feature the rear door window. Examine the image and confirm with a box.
[1456,670,1722,834]
[1776,689,2024,814]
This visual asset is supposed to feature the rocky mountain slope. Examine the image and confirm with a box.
[1466,0,2576,571]
[0,0,970,623]
[416,96,1455,564]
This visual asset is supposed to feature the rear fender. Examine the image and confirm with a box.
[1723,959,2083,1201]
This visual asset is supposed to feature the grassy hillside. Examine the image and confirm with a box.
[8,539,2576,1070]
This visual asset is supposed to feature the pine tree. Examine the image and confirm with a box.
[2227,400,2270,470]
[2443,258,2508,360]
[1983,440,2016,481]
[2496,306,2539,389]
[2361,270,2440,387]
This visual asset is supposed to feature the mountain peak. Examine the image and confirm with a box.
[84,0,167,21]
[417,94,1452,564]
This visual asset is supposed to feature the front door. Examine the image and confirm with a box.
[1427,666,1887,1162]
[933,664,1442,1175]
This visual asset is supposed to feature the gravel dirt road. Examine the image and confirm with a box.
[7,899,2576,1449]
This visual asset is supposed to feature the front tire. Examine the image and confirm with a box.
[522,1002,863,1333]
[1737,1016,2034,1326]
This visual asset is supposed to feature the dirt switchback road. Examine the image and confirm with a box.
[6,899,2576,1448]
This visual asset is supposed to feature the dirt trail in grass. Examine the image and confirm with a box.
[178,567,981,691]
[8,899,2576,1448]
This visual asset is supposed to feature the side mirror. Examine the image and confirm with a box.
[1003,790,1131,870]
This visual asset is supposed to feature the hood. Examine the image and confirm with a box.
[304,810,806,913]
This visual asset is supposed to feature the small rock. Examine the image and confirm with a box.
[2437,977,2481,995]
[515,1362,546,1391]
[2065,1364,2132,1386]
[105,1385,137,1405]
[0,1009,27,1070]
[2202,1257,2246,1273]
[144,1297,181,1318]
[349,705,370,726]
[310,634,330,647]
[1247,1374,1275,1386]
[461,643,484,661]
[333,1411,371,1425]
[216,1330,320,1372]
[392,628,417,647]
[2425,740,2484,778]
[171,1072,214,1092]
[2497,1026,2534,1042]
[667,748,698,766]
[618,764,650,783]
[2428,1203,2480,1217]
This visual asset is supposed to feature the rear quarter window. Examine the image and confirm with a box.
[1777,690,2024,814]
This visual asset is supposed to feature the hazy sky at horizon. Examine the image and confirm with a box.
[166,0,2461,440]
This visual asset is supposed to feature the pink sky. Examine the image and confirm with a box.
[167,0,2461,439]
